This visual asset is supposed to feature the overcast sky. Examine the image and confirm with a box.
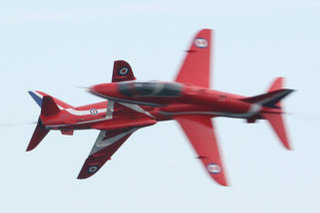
[0,0,319,212]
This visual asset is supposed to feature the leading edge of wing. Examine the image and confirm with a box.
[176,115,228,186]
[77,128,137,179]
[175,29,213,88]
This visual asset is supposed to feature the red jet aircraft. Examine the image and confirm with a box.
[28,29,293,186]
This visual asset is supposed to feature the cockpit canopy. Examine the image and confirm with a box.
[118,81,182,97]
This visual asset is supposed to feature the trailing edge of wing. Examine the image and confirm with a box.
[77,128,137,179]
[176,115,228,186]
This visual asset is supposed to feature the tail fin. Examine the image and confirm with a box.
[267,77,284,108]
[40,96,61,116]
[241,89,294,109]
[264,77,293,150]
[268,77,283,92]
[175,29,212,88]
[28,91,73,109]
[242,78,293,150]
[27,91,69,151]
[112,60,136,82]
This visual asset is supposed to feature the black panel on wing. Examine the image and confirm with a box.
[112,60,136,82]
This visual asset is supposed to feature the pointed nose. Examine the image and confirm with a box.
[88,84,104,97]
[88,85,97,94]
[87,83,118,99]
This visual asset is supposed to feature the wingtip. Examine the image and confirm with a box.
[26,146,34,152]
[279,133,292,151]
[77,171,90,180]
[208,172,229,186]
[77,174,86,180]
[217,180,229,187]
[284,142,293,151]
[214,176,229,187]
[77,171,96,180]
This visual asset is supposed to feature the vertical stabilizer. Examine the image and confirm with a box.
[268,77,283,108]
[268,77,283,92]
[40,96,61,116]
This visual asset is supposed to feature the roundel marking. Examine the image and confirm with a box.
[194,37,208,48]
[90,108,98,115]
[88,165,98,173]
[118,67,129,76]
[207,163,221,174]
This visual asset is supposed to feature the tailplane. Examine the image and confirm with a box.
[241,78,294,150]
[241,77,294,109]
[261,113,291,150]
[27,91,71,151]
[263,77,293,150]
[26,119,49,151]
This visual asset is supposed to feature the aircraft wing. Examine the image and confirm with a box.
[176,115,228,186]
[175,29,212,88]
[77,98,156,179]
[77,128,137,179]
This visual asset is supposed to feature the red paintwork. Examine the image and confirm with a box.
[176,116,227,186]
[27,29,293,186]
[175,29,212,88]
[86,29,293,185]
[90,83,251,115]
[77,129,134,179]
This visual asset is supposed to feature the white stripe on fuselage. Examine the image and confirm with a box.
[65,108,106,116]
[32,91,107,116]
[159,104,261,119]
[45,102,153,129]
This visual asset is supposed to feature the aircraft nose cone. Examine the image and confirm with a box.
[88,85,97,94]
[88,85,104,97]
[88,83,116,99]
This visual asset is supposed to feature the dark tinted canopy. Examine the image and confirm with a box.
[118,81,182,97]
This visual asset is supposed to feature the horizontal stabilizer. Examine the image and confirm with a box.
[26,119,49,151]
[27,91,71,152]
[77,128,137,179]
[243,77,293,150]
[262,113,291,150]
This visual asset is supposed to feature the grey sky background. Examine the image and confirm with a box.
[0,0,319,212]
